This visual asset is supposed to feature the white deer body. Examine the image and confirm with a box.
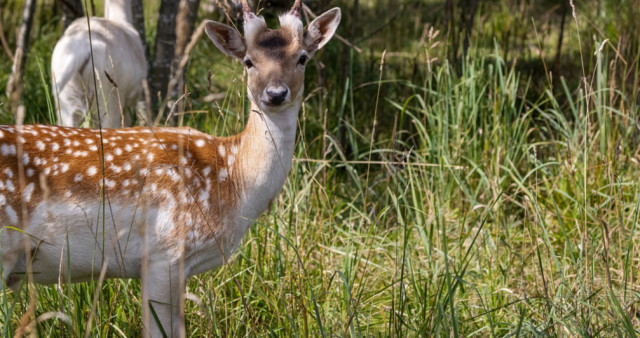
[51,0,146,128]
[3,2,340,336]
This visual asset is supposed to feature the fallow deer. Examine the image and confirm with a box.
[51,0,146,128]
[3,1,340,336]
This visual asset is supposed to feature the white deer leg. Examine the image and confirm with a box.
[55,74,88,127]
[142,259,186,338]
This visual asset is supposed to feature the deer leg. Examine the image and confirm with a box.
[142,259,186,338]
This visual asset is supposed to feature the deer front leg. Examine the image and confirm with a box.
[142,259,186,338]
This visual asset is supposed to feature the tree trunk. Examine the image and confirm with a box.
[554,0,568,77]
[462,0,478,59]
[172,0,200,94]
[149,0,179,116]
[131,0,148,61]
[6,0,36,114]
[175,0,199,60]
[57,0,84,29]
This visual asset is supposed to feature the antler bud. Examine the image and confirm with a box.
[290,0,302,17]
[241,0,254,20]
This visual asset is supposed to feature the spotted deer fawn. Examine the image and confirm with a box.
[51,0,146,128]
[2,0,340,336]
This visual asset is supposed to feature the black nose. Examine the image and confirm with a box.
[266,86,288,105]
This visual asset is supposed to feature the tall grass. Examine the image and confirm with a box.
[1,0,640,336]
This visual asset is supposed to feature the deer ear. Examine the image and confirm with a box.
[303,8,341,55]
[204,20,246,60]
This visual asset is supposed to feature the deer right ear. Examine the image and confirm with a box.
[204,20,246,60]
[303,8,341,55]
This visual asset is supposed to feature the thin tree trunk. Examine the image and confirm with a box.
[444,0,457,66]
[6,0,36,114]
[175,0,200,63]
[57,0,84,29]
[0,0,14,60]
[149,0,179,116]
[462,0,478,59]
[554,0,568,76]
[131,0,148,61]
[172,0,200,94]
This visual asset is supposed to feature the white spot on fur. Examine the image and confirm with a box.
[123,162,131,171]
[169,169,180,182]
[23,183,34,202]
[6,180,14,192]
[36,141,45,151]
[125,144,133,152]
[89,145,98,151]
[1,144,16,156]
[60,163,69,173]
[0,194,5,206]
[4,168,13,178]
[147,153,154,162]
[74,174,83,182]
[227,155,235,167]
[22,153,29,165]
[218,145,225,157]
[26,168,34,177]
[202,166,211,176]
[114,147,123,155]
[195,139,205,147]
[87,166,97,176]
[218,168,228,182]
[51,142,60,151]
[106,154,114,161]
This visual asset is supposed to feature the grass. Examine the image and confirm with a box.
[1,0,640,336]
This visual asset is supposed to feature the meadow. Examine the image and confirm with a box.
[1,0,640,336]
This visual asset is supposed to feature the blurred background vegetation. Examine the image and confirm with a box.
[2,0,640,336]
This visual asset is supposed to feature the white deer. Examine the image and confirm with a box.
[51,0,146,128]
[2,1,340,336]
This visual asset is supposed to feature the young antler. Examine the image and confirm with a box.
[290,0,302,16]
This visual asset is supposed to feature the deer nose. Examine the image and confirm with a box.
[266,85,289,105]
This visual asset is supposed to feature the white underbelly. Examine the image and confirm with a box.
[18,201,158,283]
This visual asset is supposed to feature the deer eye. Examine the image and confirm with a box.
[298,55,308,66]
[244,59,254,68]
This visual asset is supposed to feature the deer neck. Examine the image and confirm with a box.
[235,100,299,219]
[104,0,133,24]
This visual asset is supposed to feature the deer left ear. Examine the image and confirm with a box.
[204,20,247,60]
[303,8,341,55]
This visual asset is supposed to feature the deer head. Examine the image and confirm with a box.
[204,0,341,112]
